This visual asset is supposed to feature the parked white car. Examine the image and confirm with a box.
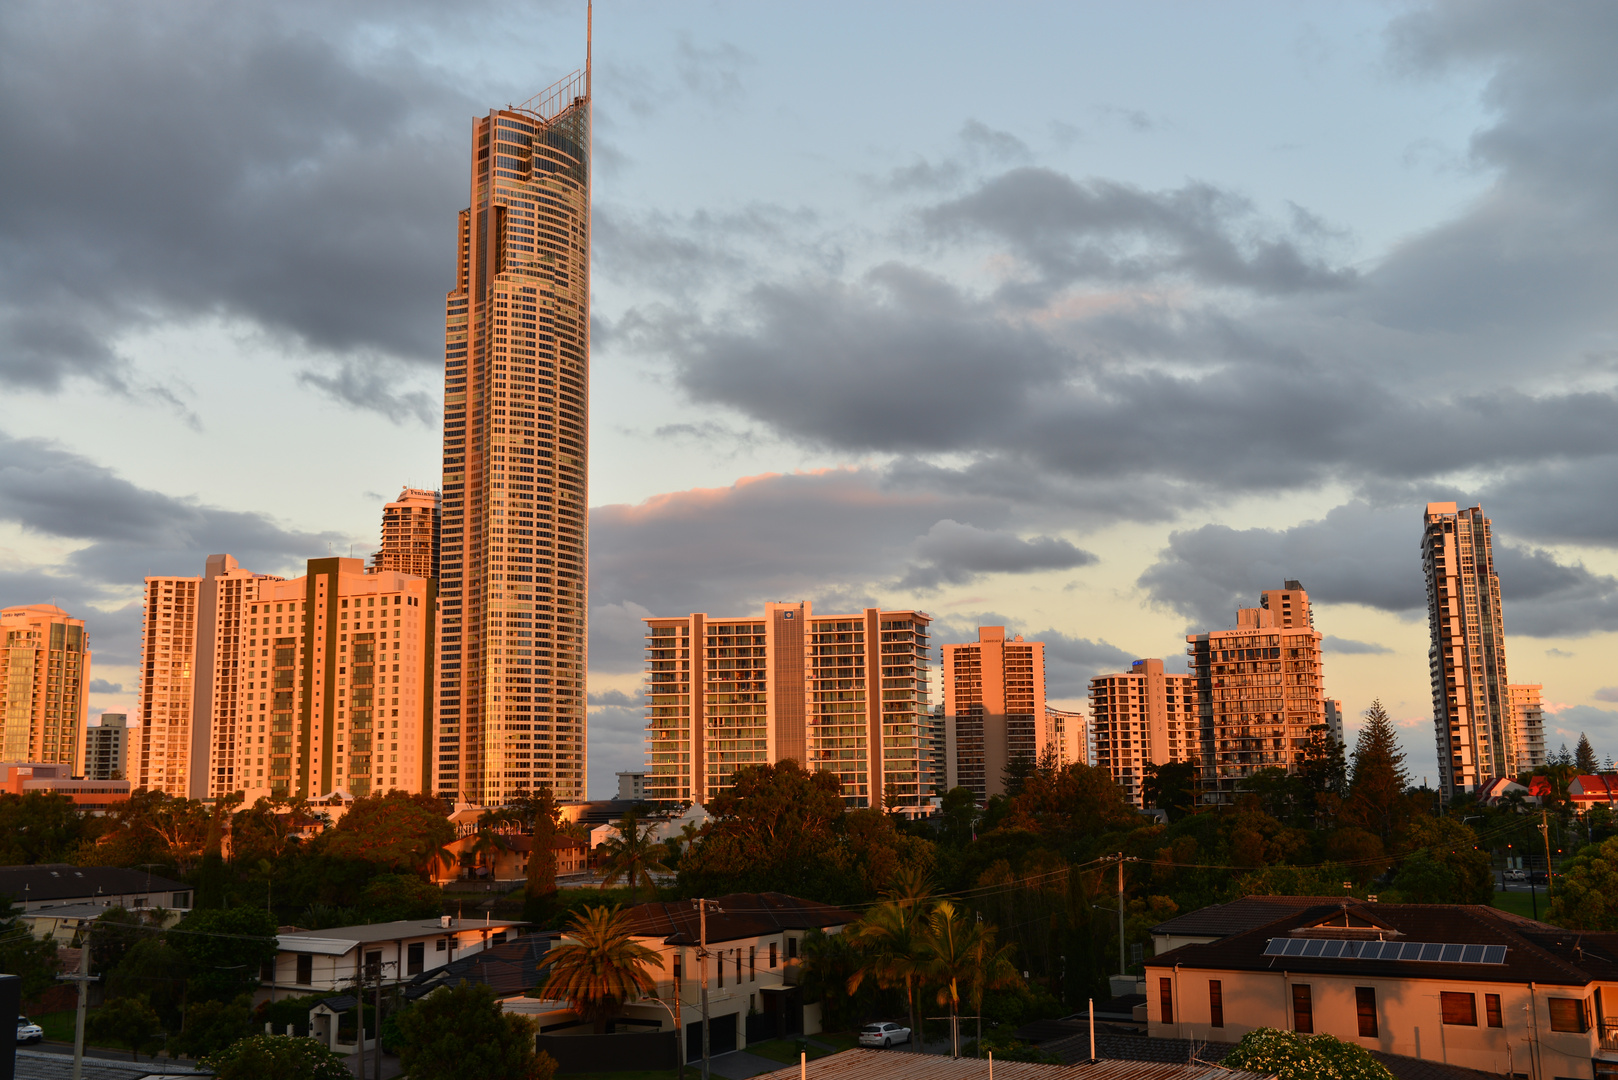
[1504,869,1527,881]
[859,1022,912,1048]
[16,1016,43,1045]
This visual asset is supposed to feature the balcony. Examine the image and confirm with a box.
[1599,1019,1618,1054]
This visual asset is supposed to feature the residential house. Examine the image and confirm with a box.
[430,832,588,884]
[1149,895,1356,955]
[555,892,854,1061]
[268,916,526,999]
[1146,899,1618,1079]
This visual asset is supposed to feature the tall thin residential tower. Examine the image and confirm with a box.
[436,36,591,804]
[1423,503,1515,798]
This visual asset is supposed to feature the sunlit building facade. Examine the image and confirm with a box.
[942,627,1047,801]
[1046,707,1089,767]
[436,59,592,806]
[1422,503,1516,798]
[643,603,933,811]
[1187,581,1327,804]
[1090,659,1197,808]
[0,605,91,775]
[137,578,201,793]
[372,487,441,581]
[1509,684,1547,772]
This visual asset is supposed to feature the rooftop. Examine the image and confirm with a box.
[750,1049,1271,1080]
[278,916,526,955]
[405,932,558,999]
[1149,896,1363,939]
[0,864,188,905]
[1149,900,1608,987]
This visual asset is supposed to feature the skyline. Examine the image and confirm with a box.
[6,2,1618,796]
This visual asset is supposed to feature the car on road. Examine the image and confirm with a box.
[859,1022,912,1048]
[16,1016,43,1045]
[1504,869,1526,881]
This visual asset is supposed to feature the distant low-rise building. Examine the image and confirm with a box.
[0,864,191,917]
[617,770,646,800]
[0,762,128,810]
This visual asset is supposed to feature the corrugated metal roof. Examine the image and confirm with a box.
[749,1049,1270,1080]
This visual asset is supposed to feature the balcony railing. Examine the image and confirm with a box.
[1600,1020,1618,1053]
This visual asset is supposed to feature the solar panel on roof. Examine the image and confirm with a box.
[1261,937,1507,964]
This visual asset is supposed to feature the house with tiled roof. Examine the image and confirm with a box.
[1146,898,1618,1079]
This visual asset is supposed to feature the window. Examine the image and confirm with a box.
[1486,994,1503,1028]
[365,951,382,980]
[1441,992,1478,1026]
[770,942,778,968]
[295,954,313,986]
[407,942,425,976]
[1292,984,1313,1033]
[1356,987,1378,1038]
[1549,997,1589,1033]
[718,952,724,989]
[787,937,798,960]
[1159,978,1173,1024]
[1209,980,1223,1028]
[750,946,756,982]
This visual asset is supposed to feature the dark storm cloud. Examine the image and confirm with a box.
[0,2,472,394]
[586,467,1111,673]
[88,679,122,694]
[897,520,1096,591]
[922,168,1355,300]
[1323,636,1394,656]
[1137,497,1618,639]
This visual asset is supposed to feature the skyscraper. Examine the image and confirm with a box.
[137,578,201,792]
[0,605,91,772]
[1422,503,1515,797]
[942,627,1047,801]
[436,44,592,805]
[1186,581,1326,803]
[194,554,284,799]
[643,603,933,811]
[1090,659,1198,807]
[372,487,441,580]
[1509,684,1547,770]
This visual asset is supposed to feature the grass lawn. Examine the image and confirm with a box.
[34,1009,78,1043]
[747,1036,843,1065]
[1492,888,1551,921]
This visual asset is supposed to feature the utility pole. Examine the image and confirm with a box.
[699,899,711,1080]
[1117,853,1126,976]
[675,947,684,1080]
[374,961,385,1080]
[1542,809,1555,900]
[60,925,99,1080]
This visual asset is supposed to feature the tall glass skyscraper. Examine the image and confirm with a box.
[1422,502,1515,798]
[436,50,591,805]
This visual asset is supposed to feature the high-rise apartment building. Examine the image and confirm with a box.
[237,558,436,800]
[0,605,91,773]
[942,627,1047,801]
[1046,707,1089,767]
[1090,659,1197,807]
[86,713,127,780]
[1187,581,1326,803]
[372,487,441,580]
[1324,699,1344,745]
[643,604,933,811]
[436,53,592,806]
[1509,685,1547,771]
[1422,503,1515,797]
[194,554,284,800]
[137,578,201,792]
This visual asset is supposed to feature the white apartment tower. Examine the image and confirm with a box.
[1090,659,1198,808]
[1422,503,1516,797]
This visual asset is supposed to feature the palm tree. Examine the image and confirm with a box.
[846,901,928,1051]
[916,901,1020,1058]
[539,905,664,1033]
[465,827,510,879]
[597,811,669,902]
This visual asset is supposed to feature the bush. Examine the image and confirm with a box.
[171,996,254,1060]
[203,1034,352,1080]
[395,980,556,1080]
[1222,1028,1394,1080]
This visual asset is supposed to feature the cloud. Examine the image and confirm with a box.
[587,688,640,707]
[921,167,1356,301]
[1547,648,1575,658]
[1323,636,1395,655]
[897,520,1096,591]
[1594,687,1618,704]
[88,679,123,694]
[0,2,475,392]
[587,696,647,800]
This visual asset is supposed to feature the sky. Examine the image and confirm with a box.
[6,1,1618,798]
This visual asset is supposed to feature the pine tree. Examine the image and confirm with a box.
[1576,734,1599,774]
[1345,699,1410,840]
